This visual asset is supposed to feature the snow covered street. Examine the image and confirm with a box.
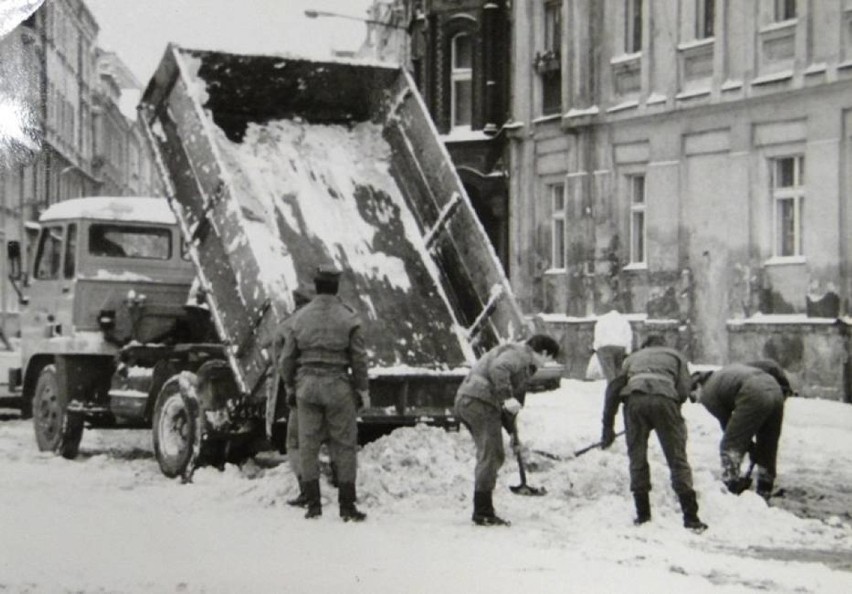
[2,378,851,593]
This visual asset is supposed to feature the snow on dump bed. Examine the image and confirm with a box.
[208,115,472,368]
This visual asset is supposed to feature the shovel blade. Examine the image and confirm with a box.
[509,484,547,496]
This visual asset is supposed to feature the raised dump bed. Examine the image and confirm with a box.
[139,45,530,437]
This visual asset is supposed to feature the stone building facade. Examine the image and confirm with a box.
[0,0,159,339]
[511,0,852,401]
[380,0,513,270]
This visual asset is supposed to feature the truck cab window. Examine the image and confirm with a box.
[34,225,64,280]
[89,224,172,260]
[64,223,77,278]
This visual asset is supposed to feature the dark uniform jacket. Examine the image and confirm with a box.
[279,294,369,394]
[620,346,691,403]
[699,363,779,413]
[455,343,537,411]
[603,346,691,428]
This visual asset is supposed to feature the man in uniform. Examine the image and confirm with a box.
[280,265,370,521]
[601,335,708,532]
[691,360,790,500]
[455,334,560,526]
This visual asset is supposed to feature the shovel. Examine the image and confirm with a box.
[508,416,547,496]
[574,430,626,457]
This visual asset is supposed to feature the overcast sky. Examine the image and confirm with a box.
[85,0,376,85]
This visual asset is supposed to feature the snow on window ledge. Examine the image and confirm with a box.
[764,255,806,266]
[728,313,837,326]
[623,262,647,271]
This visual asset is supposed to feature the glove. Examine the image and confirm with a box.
[601,425,616,449]
[502,397,522,416]
[356,389,371,410]
[724,476,753,495]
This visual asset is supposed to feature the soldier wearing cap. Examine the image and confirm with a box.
[280,264,370,521]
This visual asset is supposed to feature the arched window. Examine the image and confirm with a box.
[451,33,473,129]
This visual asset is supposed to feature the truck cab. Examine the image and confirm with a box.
[14,197,197,456]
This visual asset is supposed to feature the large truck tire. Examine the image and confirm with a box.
[152,372,201,480]
[32,364,84,457]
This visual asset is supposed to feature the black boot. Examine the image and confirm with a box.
[472,491,510,526]
[287,477,309,507]
[633,492,651,525]
[756,478,774,501]
[339,482,367,522]
[678,490,708,533]
[303,479,322,519]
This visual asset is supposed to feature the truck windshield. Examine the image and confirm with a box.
[88,224,172,260]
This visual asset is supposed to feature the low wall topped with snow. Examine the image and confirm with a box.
[728,316,850,403]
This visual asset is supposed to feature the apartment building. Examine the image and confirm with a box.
[374,0,513,270]
[512,0,852,400]
[0,0,159,338]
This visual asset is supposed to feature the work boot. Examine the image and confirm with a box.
[303,479,322,519]
[287,477,309,507]
[339,482,367,522]
[471,491,510,527]
[633,492,651,525]
[756,467,774,501]
[678,489,708,533]
[721,449,744,484]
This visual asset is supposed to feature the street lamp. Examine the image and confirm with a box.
[303,9,406,30]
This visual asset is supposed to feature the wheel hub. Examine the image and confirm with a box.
[158,394,190,459]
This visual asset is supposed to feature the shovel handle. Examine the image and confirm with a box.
[575,430,626,457]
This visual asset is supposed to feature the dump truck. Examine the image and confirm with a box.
[12,45,540,480]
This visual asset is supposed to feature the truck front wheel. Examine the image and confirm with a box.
[33,365,85,458]
[152,373,201,480]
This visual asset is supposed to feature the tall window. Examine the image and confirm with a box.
[541,1,562,115]
[696,0,715,38]
[628,175,646,264]
[771,156,804,257]
[625,0,643,53]
[550,183,566,269]
[774,0,796,22]
[451,33,473,129]
[544,1,561,54]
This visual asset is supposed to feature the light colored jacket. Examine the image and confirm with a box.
[593,310,633,353]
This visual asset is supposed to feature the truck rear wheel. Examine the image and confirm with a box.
[33,365,84,457]
[152,373,201,479]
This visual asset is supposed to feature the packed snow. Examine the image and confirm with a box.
[1,378,851,593]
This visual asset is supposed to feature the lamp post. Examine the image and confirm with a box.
[303,7,407,64]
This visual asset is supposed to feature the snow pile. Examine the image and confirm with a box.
[2,379,852,592]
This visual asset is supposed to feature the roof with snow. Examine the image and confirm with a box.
[39,197,177,225]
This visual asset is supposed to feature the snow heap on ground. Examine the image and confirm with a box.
[2,379,852,593]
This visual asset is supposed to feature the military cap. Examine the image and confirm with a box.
[315,264,342,283]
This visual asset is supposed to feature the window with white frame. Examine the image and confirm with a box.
[550,183,566,269]
[696,0,715,39]
[451,33,473,129]
[625,0,643,53]
[628,174,646,264]
[771,155,804,257]
[774,0,796,22]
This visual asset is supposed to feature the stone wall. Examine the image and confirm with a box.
[539,313,851,404]
[727,317,850,403]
